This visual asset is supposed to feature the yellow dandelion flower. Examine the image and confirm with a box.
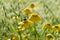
[22,19,32,28]
[10,34,18,40]
[43,23,52,30]
[22,8,32,14]
[18,19,32,28]
[28,3,35,8]
[29,13,41,23]
[52,24,60,31]
[46,34,54,40]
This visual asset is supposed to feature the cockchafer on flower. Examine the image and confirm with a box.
[18,19,32,28]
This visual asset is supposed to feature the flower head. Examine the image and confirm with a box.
[22,19,32,27]
[10,34,18,40]
[43,23,52,30]
[52,24,60,31]
[46,34,54,40]
[29,13,41,23]
[22,8,32,14]
[18,19,32,28]
[28,3,35,8]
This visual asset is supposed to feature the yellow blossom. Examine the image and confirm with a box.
[10,34,18,40]
[29,13,41,23]
[43,23,52,30]
[46,34,54,40]
[18,19,32,28]
[22,8,32,14]
[28,3,35,8]
[52,24,60,31]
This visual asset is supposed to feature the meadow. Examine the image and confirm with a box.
[0,0,60,40]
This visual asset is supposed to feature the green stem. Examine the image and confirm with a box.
[18,31,23,40]
[33,23,40,40]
